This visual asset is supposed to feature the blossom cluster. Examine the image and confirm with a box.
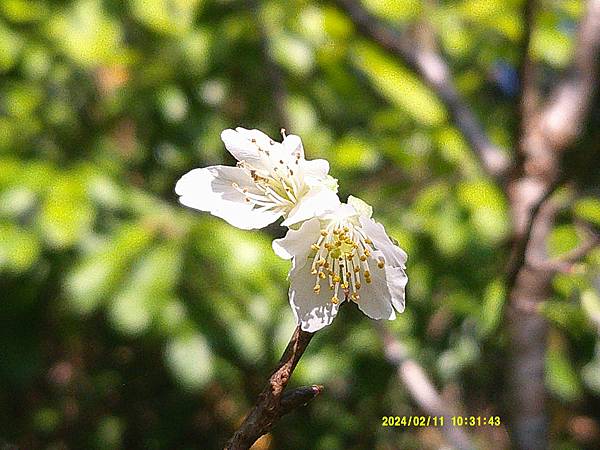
[176,128,407,332]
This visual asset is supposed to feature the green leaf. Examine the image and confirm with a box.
[165,333,213,391]
[0,22,23,72]
[352,43,446,126]
[0,223,40,273]
[65,224,154,314]
[546,346,583,403]
[130,0,203,36]
[37,174,95,249]
[46,0,125,66]
[108,242,182,335]
[573,197,600,227]
[548,225,580,258]
[539,300,589,337]
[478,279,505,337]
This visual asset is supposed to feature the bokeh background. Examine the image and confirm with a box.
[1,0,599,449]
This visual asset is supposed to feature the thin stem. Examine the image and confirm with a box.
[224,326,318,450]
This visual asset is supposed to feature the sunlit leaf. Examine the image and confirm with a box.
[352,43,446,126]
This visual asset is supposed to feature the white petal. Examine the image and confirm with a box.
[272,217,320,262]
[175,166,280,230]
[359,216,408,268]
[282,188,340,227]
[235,127,277,152]
[301,159,330,182]
[235,127,289,163]
[211,202,281,230]
[347,195,373,218]
[220,129,268,169]
[355,261,395,320]
[321,202,357,222]
[289,262,341,332]
[386,266,408,313]
[175,167,218,212]
[282,134,304,158]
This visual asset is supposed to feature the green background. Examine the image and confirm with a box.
[1,0,599,449]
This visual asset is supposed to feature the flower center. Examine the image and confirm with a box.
[230,139,303,214]
[309,222,385,304]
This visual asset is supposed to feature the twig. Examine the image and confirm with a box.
[505,179,563,289]
[378,323,475,450]
[528,227,600,273]
[334,0,511,180]
[225,327,318,450]
[280,385,324,415]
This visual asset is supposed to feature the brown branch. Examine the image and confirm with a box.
[504,189,565,448]
[516,0,541,144]
[507,0,600,315]
[505,179,563,289]
[225,327,318,450]
[378,324,475,450]
[334,0,511,180]
[540,0,600,150]
[280,385,324,415]
[505,4,600,447]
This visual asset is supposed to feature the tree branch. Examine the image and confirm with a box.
[334,0,511,180]
[516,0,541,143]
[505,179,563,289]
[505,5,600,446]
[225,327,318,450]
[377,324,475,450]
[540,0,600,150]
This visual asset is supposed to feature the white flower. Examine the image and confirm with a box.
[175,127,339,230]
[273,196,408,332]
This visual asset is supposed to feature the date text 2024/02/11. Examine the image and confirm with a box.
[381,416,502,427]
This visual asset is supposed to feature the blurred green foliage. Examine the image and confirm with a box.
[1,0,599,449]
